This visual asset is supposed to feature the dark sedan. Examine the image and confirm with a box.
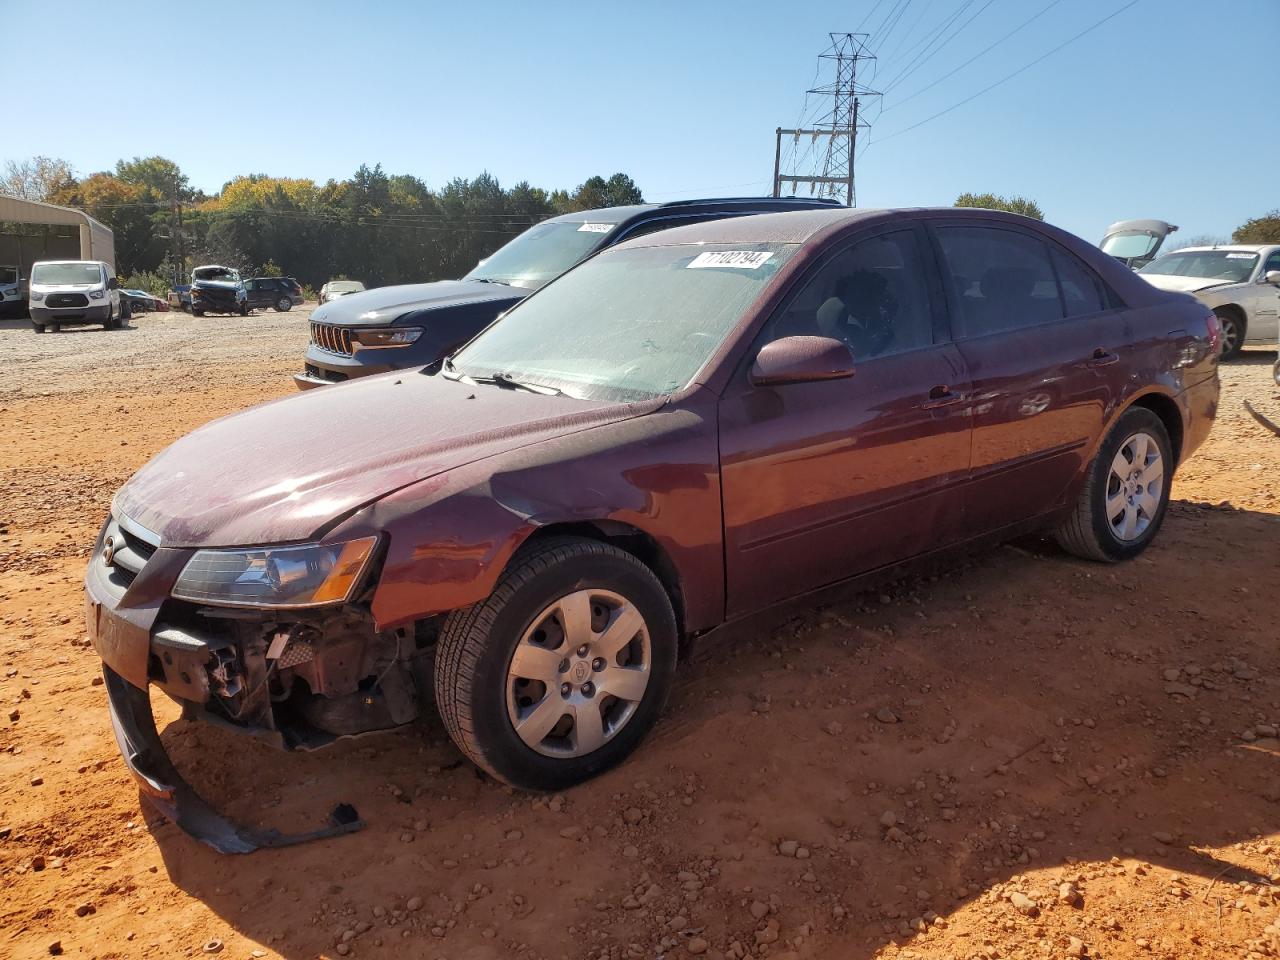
[86,207,1218,852]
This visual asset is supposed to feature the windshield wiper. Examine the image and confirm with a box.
[481,372,562,395]
[469,277,512,286]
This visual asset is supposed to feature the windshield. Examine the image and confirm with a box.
[1101,232,1160,259]
[330,281,364,292]
[31,262,101,286]
[464,220,618,290]
[193,267,240,283]
[451,242,796,402]
[1140,250,1258,283]
[0,267,18,286]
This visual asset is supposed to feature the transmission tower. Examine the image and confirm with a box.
[773,33,881,206]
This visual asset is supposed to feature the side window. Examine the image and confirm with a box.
[1264,250,1280,275]
[1049,247,1105,317]
[770,229,934,360]
[935,226,1063,337]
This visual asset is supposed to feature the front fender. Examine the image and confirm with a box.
[348,395,725,635]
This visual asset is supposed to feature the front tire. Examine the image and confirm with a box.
[1055,407,1173,562]
[435,537,677,790]
[1215,307,1244,360]
[33,323,46,333]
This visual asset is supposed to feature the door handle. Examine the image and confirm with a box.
[922,384,965,409]
[1088,348,1119,367]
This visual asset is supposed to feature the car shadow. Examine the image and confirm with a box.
[144,497,1278,959]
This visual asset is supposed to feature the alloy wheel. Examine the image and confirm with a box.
[1106,431,1164,541]
[505,589,650,758]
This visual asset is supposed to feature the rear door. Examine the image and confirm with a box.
[928,220,1127,534]
[718,223,972,616]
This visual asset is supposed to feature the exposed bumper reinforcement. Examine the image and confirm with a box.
[103,664,364,854]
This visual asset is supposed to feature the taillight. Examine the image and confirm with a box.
[1204,312,1222,355]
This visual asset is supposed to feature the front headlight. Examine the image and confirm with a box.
[89,289,106,300]
[172,537,378,608]
[29,290,44,302]
[352,327,423,349]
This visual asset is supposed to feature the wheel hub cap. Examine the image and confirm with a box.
[505,588,651,758]
[1106,431,1164,542]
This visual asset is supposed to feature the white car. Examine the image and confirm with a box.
[318,279,366,304]
[27,260,127,333]
[1138,245,1280,359]
[0,264,24,314]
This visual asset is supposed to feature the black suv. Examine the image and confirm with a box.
[295,196,842,388]
[245,277,303,312]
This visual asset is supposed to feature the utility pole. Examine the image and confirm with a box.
[773,32,880,207]
[170,172,186,287]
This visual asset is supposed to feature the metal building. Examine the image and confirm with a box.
[0,196,116,279]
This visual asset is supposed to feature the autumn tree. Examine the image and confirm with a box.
[1,156,76,201]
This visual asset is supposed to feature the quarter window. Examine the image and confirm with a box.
[770,230,934,360]
[935,226,1063,337]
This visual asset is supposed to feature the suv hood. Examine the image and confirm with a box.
[113,371,657,548]
[1140,274,1234,294]
[313,280,526,327]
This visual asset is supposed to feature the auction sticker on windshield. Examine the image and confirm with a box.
[687,251,774,270]
[577,223,613,233]
[1226,253,1255,259]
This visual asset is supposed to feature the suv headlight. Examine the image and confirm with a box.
[172,537,378,608]
[89,289,106,300]
[352,327,423,349]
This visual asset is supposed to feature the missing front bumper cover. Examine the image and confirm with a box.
[102,664,364,854]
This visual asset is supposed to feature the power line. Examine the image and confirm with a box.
[884,0,1063,111]
[873,0,1143,144]
[875,0,975,92]
[883,0,997,96]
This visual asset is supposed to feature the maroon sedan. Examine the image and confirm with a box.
[86,207,1219,851]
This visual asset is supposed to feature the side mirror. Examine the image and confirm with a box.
[750,335,855,387]
[1265,270,1280,285]
[107,277,119,290]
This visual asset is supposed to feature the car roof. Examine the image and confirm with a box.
[545,196,843,227]
[1166,244,1274,253]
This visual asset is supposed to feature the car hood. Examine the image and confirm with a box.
[313,280,526,327]
[113,371,659,548]
[192,279,240,291]
[1139,274,1235,294]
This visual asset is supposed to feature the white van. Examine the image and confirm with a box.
[28,259,127,333]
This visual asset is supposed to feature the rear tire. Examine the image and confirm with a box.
[33,323,46,333]
[1055,407,1173,562]
[192,308,204,317]
[434,536,677,791]
[239,302,248,317]
[275,296,292,312]
[1215,307,1244,360]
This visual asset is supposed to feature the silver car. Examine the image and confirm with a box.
[1138,244,1280,359]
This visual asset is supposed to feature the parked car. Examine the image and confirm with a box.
[245,276,304,312]
[190,265,248,317]
[86,206,1219,851]
[28,259,129,332]
[297,196,843,389]
[169,284,192,311]
[0,264,25,317]
[1138,244,1280,358]
[318,279,365,304]
[1099,219,1178,269]
[120,288,164,314]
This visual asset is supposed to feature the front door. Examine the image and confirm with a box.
[719,226,972,617]
[929,222,1124,534]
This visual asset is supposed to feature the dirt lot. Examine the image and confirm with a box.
[2,310,1279,960]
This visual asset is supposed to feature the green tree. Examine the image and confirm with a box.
[562,172,645,212]
[954,192,1044,221]
[1232,210,1280,244]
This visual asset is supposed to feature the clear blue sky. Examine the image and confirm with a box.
[3,0,1276,242]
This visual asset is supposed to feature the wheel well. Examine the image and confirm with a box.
[1213,303,1245,331]
[1129,393,1184,464]
[521,522,687,638]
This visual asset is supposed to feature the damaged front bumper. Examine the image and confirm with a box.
[101,664,363,854]
[85,514,424,853]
